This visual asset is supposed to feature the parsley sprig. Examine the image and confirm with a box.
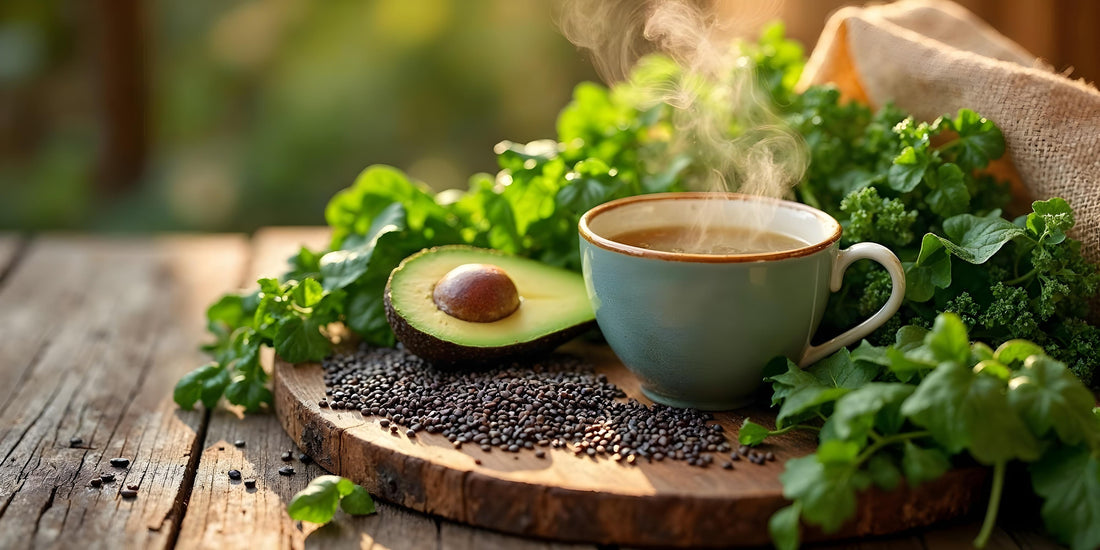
[287,475,376,524]
[749,313,1100,550]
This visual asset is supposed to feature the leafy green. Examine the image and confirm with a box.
[287,475,376,524]
[1030,445,1100,550]
[764,314,1100,549]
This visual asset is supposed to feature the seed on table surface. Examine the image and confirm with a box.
[100,473,116,483]
[69,437,83,447]
[127,484,139,490]
[765,452,776,462]
[234,440,246,448]
[319,400,329,408]
[244,479,256,489]
[109,458,130,468]
[89,478,102,488]
[228,470,242,480]
[298,453,312,464]
[730,453,741,461]
[120,489,138,499]
[278,466,295,476]
[722,461,734,470]
[281,451,293,462]
[738,445,750,456]
[319,346,733,470]
[474,459,482,465]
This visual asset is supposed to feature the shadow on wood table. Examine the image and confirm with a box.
[0,230,1064,550]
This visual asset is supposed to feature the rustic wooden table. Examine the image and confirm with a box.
[0,229,1064,549]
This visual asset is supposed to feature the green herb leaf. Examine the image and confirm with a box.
[901,360,1040,463]
[901,441,951,485]
[174,363,226,410]
[780,454,870,533]
[1008,355,1100,447]
[1030,445,1100,550]
[287,475,355,524]
[866,453,903,490]
[925,313,970,365]
[926,163,970,218]
[940,214,1026,264]
[738,419,772,446]
[768,503,802,550]
[826,383,914,444]
[274,316,331,364]
[943,109,1004,172]
[224,374,272,412]
[887,146,929,192]
[339,484,377,516]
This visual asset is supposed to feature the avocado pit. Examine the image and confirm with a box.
[432,263,520,323]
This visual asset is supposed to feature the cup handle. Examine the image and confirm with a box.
[798,242,906,367]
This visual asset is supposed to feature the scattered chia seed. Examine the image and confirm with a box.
[722,461,733,470]
[120,489,138,499]
[90,478,102,488]
[127,484,139,491]
[244,479,256,489]
[234,440,246,448]
[318,346,731,468]
[69,437,83,447]
[109,458,130,468]
[278,466,295,476]
[765,451,776,462]
[281,451,293,462]
[100,473,116,483]
[298,453,312,464]
[228,469,242,480]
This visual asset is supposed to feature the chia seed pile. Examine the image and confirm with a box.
[319,345,774,469]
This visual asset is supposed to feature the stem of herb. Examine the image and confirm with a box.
[1004,267,1038,286]
[973,460,1006,549]
[769,424,821,437]
[853,430,930,467]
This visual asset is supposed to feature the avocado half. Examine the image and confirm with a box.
[384,246,596,365]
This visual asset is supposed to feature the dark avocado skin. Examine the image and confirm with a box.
[383,284,596,367]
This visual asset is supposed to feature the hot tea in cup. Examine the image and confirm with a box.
[578,192,905,410]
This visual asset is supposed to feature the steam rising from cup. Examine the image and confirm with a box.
[555,0,809,251]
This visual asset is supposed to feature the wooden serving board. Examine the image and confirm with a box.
[274,341,987,547]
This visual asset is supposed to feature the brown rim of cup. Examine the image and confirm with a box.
[578,192,843,263]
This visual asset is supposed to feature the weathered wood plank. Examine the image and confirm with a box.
[0,235,249,549]
[305,500,439,549]
[440,521,596,550]
[176,227,340,550]
[0,235,24,282]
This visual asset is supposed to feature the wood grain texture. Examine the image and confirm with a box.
[176,227,332,550]
[174,227,459,550]
[274,343,988,547]
[0,235,248,549]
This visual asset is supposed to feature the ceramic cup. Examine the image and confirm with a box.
[578,192,905,410]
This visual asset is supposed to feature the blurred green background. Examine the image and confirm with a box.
[0,0,600,232]
[3,0,1095,233]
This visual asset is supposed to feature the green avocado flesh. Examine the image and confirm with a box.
[384,246,596,365]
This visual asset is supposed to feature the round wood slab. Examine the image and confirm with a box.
[274,342,987,547]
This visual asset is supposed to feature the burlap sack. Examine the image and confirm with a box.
[798,0,1100,275]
